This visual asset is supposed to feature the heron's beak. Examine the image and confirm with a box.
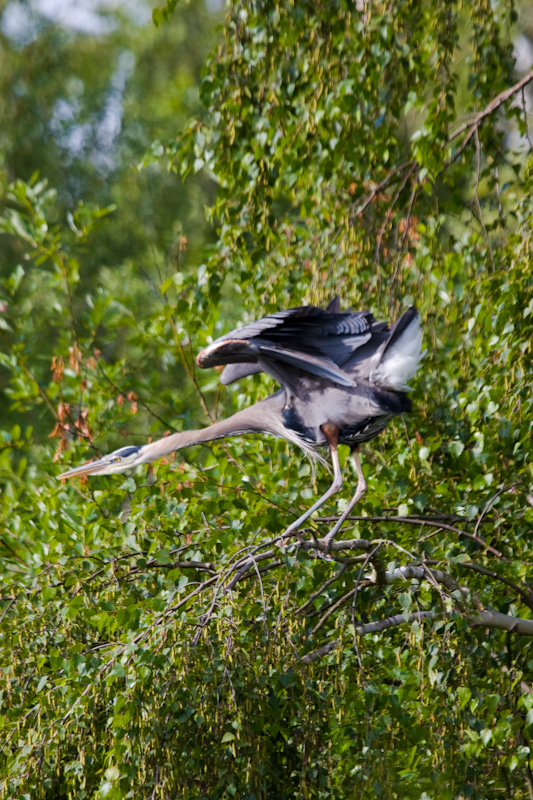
[56,458,108,480]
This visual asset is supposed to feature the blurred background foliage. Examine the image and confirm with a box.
[1,0,533,797]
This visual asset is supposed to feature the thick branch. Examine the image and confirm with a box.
[318,514,504,558]
[359,610,437,635]
[301,612,436,664]
[299,537,372,554]
[386,565,482,609]
[468,611,533,636]
[300,609,533,664]
[300,639,339,665]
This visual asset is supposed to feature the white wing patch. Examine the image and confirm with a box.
[372,313,425,391]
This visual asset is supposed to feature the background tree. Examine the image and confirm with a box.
[1,0,533,798]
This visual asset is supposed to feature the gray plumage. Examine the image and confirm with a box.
[57,298,424,549]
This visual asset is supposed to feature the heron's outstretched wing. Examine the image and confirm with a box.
[196,301,385,388]
[197,334,356,387]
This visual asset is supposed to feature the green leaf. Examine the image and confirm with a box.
[154,549,171,565]
[457,687,471,709]
[449,441,465,457]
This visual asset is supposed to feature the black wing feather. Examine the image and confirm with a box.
[196,301,386,389]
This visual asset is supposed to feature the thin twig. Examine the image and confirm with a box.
[311,587,359,635]
[473,483,516,539]
[350,161,414,220]
[472,126,496,270]
[296,563,348,615]
[375,162,418,263]
[443,560,533,612]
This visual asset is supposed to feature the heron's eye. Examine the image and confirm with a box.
[113,457,121,463]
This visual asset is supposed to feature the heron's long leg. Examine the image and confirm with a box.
[323,448,367,553]
[281,424,343,539]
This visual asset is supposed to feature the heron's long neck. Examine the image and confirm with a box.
[139,393,286,464]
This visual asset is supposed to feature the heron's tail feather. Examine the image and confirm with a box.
[372,307,425,391]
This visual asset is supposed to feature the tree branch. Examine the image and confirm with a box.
[468,611,533,636]
[444,68,533,168]
[300,609,533,664]
[317,514,504,558]
[448,68,533,143]
[432,558,533,612]
[350,161,414,220]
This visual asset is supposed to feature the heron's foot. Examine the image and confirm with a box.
[277,517,312,551]
[275,528,304,555]
[322,521,346,555]
[315,545,334,561]
[281,519,301,538]
[323,538,335,556]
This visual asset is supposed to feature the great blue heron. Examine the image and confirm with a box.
[58,298,424,548]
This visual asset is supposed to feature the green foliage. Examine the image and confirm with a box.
[1,0,533,797]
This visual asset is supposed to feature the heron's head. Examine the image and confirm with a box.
[56,445,145,480]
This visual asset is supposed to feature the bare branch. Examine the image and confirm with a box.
[468,611,533,636]
[298,536,373,554]
[311,585,366,635]
[226,560,283,587]
[386,564,484,611]
[358,610,437,635]
[300,639,340,665]
[375,162,418,263]
[443,68,533,169]
[448,68,533,144]
[387,564,459,594]
[301,612,437,664]
[350,161,414,219]
[296,563,348,615]
[317,514,505,558]
[300,609,533,665]
[224,549,278,591]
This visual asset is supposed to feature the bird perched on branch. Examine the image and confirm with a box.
[58,298,424,549]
